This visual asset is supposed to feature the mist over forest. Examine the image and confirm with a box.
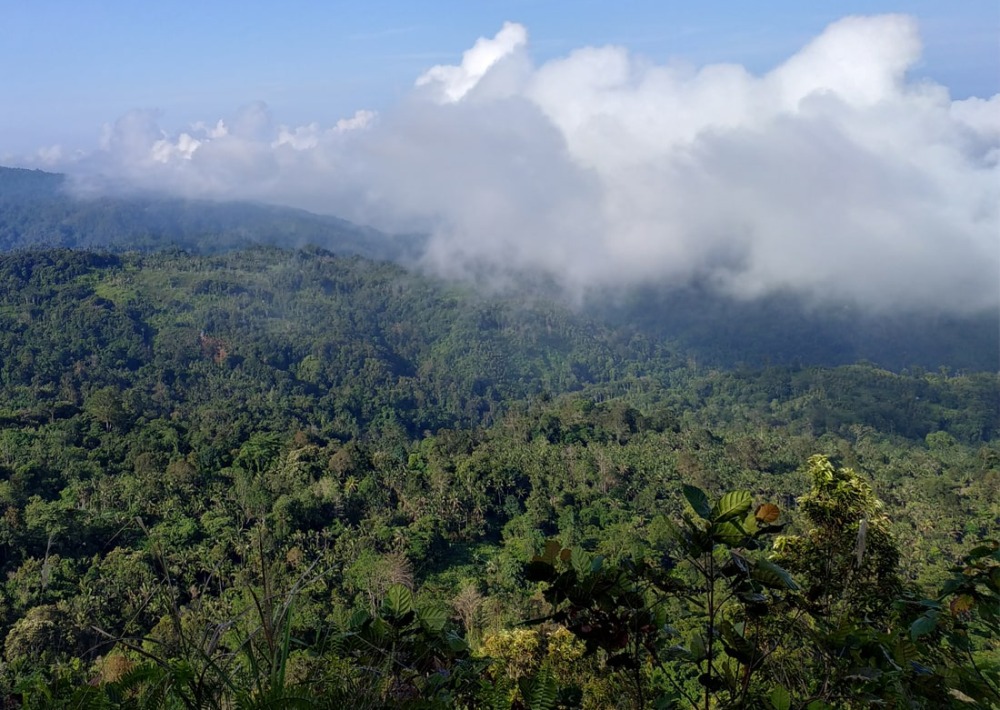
[2,165,997,375]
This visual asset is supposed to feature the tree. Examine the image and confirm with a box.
[526,487,798,709]
[84,387,126,432]
[774,455,901,623]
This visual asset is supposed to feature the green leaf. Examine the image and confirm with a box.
[893,638,920,665]
[571,547,591,575]
[445,631,469,653]
[382,584,413,618]
[606,652,636,669]
[769,685,792,710]
[966,544,995,560]
[697,673,725,691]
[712,490,753,523]
[689,633,707,662]
[368,616,390,641]
[729,550,750,573]
[418,604,448,633]
[713,521,748,547]
[910,610,939,641]
[720,623,754,663]
[950,594,975,614]
[753,559,799,590]
[348,609,371,630]
[520,668,558,710]
[683,485,712,520]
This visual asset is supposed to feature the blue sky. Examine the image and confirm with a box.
[1,2,997,312]
[1,0,997,156]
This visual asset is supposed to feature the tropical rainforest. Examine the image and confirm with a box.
[0,167,997,708]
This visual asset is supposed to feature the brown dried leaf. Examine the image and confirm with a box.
[755,503,780,523]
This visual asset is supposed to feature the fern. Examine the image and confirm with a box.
[519,667,558,710]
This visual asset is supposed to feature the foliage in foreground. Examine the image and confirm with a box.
[7,459,997,709]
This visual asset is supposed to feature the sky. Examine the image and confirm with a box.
[1,1,998,312]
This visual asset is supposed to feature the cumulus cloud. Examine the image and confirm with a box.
[415,21,529,102]
[44,15,1000,312]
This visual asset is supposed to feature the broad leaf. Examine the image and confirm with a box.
[697,673,725,691]
[753,559,799,590]
[368,616,391,641]
[720,621,754,663]
[571,547,591,574]
[729,550,750,573]
[967,544,996,560]
[769,686,792,710]
[712,490,752,523]
[689,633,707,662]
[950,594,975,614]
[348,609,370,630]
[910,610,939,641]
[756,503,780,523]
[383,584,413,618]
[713,521,748,547]
[418,604,448,633]
[445,631,468,652]
[683,485,712,520]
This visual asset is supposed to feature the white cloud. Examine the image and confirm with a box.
[415,21,528,103]
[48,16,1000,312]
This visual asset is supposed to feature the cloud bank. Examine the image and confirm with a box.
[37,15,1000,312]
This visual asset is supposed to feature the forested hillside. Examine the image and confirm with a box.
[0,247,996,708]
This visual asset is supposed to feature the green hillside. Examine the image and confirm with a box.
[0,247,995,707]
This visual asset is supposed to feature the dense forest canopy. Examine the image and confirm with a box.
[0,170,997,707]
[0,245,994,707]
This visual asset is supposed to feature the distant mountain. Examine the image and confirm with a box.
[0,166,422,261]
[591,283,1000,373]
[2,166,996,373]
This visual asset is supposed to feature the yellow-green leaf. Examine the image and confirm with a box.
[950,594,975,614]
[712,490,752,523]
[769,686,791,710]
